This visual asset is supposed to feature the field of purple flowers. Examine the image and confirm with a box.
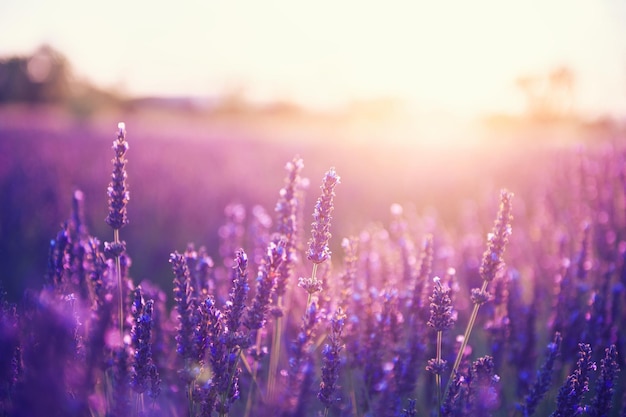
[0,111,625,417]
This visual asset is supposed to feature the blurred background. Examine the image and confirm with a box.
[1,0,625,300]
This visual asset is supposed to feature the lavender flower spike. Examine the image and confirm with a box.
[589,345,619,417]
[170,252,195,363]
[307,168,340,264]
[224,249,249,340]
[244,238,285,332]
[105,122,130,230]
[520,332,562,417]
[550,343,595,417]
[131,297,158,396]
[479,190,513,282]
[428,276,455,333]
[318,307,346,410]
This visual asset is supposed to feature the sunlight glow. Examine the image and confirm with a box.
[1,0,625,116]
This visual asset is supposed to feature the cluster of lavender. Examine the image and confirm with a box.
[1,124,624,417]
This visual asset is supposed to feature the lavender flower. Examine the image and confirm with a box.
[400,399,418,417]
[244,238,285,332]
[551,343,596,417]
[318,307,346,409]
[130,288,159,397]
[441,371,464,417]
[105,122,129,231]
[275,156,304,298]
[170,251,196,373]
[0,293,20,413]
[428,276,455,333]
[519,332,562,417]
[306,167,340,264]
[588,345,619,417]
[412,233,434,315]
[467,356,499,416]
[223,249,249,347]
[449,191,514,384]
[479,190,513,283]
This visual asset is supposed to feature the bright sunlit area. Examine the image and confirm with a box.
[1,0,625,137]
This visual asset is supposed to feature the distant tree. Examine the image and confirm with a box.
[0,45,72,103]
[515,66,575,121]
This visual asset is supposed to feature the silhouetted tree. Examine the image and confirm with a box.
[0,45,71,103]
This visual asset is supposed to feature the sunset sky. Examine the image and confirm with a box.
[1,0,626,117]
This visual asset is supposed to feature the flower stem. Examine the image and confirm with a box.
[267,296,283,401]
[244,331,264,417]
[445,279,488,397]
[436,330,442,417]
[114,228,124,343]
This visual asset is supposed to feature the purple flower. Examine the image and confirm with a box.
[479,190,513,283]
[520,332,562,417]
[223,249,249,347]
[551,343,596,417]
[275,156,305,298]
[467,356,499,415]
[588,344,619,417]
[400,399,418,417]
[318,307,346,409]
[130,287,159,398]
[307,168,340,264]
[244,238,285,332]
[428,277,455,332]
[105,123,130,231]
[170,252,196,369]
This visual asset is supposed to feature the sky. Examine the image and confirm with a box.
[1,0,626,117]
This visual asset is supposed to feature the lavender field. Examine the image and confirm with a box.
[0,106,624,417]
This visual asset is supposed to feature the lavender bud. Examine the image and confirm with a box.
[428,276,455,332]
[244,238,285,331]
[479,190,513,282]
[426,358,448,376]
[307,168,340,264]
[224,249,249,340]
[105,122,130,230]
[519,332,562,417]
[275,156,305,297]
[170,252,195,362]
[131,298,157,395]
[551,343,596,417]
[588,345,619,417]
[298,276,323,295]
[318,307,346,408]
[471,288,492,306]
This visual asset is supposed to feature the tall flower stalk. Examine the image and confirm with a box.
[268,157,304,400]
[318,307,346,417]
[299,167,340,307]
[446,190,513,397]
[105,122,130,344]
[427,276,455,416]
[291,167,339,413]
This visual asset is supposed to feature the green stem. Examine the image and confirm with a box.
[219,348,244,417]
[436,330,442,417]
[188,382,194,417]
[445,280,489,398]
[114,229,124,343]
[243,331,264,417]
[267,296,284,401]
